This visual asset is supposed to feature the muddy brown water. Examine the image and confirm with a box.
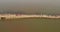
[0,18,60,32]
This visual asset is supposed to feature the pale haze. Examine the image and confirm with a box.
[0,0,60,7]
[0,0,60,15]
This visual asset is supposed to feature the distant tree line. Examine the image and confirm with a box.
[0,8,60,15]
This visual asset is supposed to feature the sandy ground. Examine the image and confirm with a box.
[0,14,60,19]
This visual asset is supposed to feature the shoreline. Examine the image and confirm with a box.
[0,14,60,19]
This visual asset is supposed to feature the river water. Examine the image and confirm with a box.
[0,18,60,32]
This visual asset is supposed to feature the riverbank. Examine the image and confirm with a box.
[0,14,60,20]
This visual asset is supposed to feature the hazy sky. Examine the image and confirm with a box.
[0,0,60,15]
[0,0,60,8]
[0,0,60,5]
